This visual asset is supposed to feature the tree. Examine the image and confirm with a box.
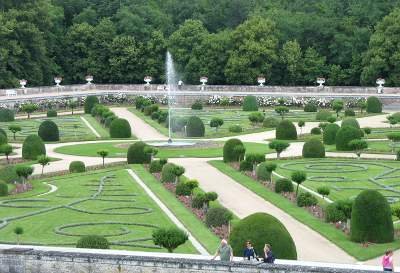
[8,125,21,140]
[173,165,185,183]
[357,99,367,114]
[317,186,330,199]
[97,150,108,167]
[245,153,265,175]
[14,226,23,245]
[291,171,307,196]
[302,47,327,85]
[15,166,34,183]
[37,154,50,175]
[298,120,305,136]
[348,139,368,159]
[387,116,398,128]
[0,144,13,164]
[332,100,344,117]
[281,40,303,85]
[387,133,400,153]
[144,147,158,162]
[233,145,246,163]
[210,117,224,131]
[275,106,289,120]
[248,112,264,126]
[363,127,371,139]
[21,104,38,119]
[152,227,188,253]
[68,100,78,115]
[269,140,290,159]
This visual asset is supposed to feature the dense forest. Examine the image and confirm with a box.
[1,0,400,88]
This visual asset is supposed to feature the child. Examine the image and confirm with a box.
[382,250,394,272]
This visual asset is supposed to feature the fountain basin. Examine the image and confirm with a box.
[147,141,196,147]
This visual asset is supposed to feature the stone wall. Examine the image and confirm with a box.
[0,247,381,273]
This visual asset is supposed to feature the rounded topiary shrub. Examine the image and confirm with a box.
[0,133,7,145]
[316,110,332,121]
[186,116,205,137]
[22,135,46,160]
[0,128,6,138]
[335,126,362,151]
[223,139,244,162]
[302,138,325,158]
[310,127,322,135]
[275,178,294,193]
[0,108,15,122]
[263,117,279,128]
[77,235,109,249]
[149,159,167,173]
[229,125,243,133]
[69,161,86,173]
[38,120,60,141]
[391,112,400,122]
[191,100,203,110]
[256,162,271,181]
[297,192,318,207]
[276,120,297,140]
[84,96,99,114]
[46,109,57,117]
[109,118,131,138]
[127,142,150,164]
[242,95,258,111]
[205,207,233,228]
[350,190,393,243]
[304,103,318,112]
[341,118,360,129]
[344,109,355,117]
[0,166,19,183]
[161,163,177,183]
[229,213,297,260]
[0,180,8,196]
[366,96,382,113]
[323,123,340,145]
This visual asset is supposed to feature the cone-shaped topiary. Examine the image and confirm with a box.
[276,120,297,140]
[341,118,360,129]
[109,118,132,138]
[366,96,382,113]
[335,126,363,151]
[242,95,258,111]
[84,96,99,114]
[22,135,46,160]
[302,138,325,158]
[223,139,245,162]
[323,123,340,145]
[229,213,297,260]
[127,141,150,164]
[0,108,15,122]
[350,190,394,243]
[186,116,205,137]
[38,120,60,141]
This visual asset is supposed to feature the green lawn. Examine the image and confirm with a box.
[325,140,400,155]
[367,127,400,139]
[0,167,204,253]
[209,160,400,261]
[55,141,272,158]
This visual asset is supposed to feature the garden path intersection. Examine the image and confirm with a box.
[0,108,399,265]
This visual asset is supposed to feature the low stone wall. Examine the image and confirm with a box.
[0,247,381,273]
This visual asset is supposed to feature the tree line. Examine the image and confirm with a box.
[0,0,400,88]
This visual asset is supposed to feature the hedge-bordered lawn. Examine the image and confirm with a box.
[325,140,400,155]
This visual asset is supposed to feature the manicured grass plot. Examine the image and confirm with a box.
[0,168,197,253]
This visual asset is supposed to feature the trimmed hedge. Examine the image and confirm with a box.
[366,96,382,113]
[344,109,355,117]
[0,166,20,183]
[263,117,279,128]
[350,190,393,243]
[276,120,297,140]
[191,100,203,110]
[229,213,297,260]
[341,118,360,129]
[69,161,86,173]
[229,125,243,133]
[275,178,293,193]
[84,96,99,114]
[223,139,245,162]
[256,162,271,181]
[304,103,318,112]
[77,235,109,249]
[109,118,132,138]
[127,142,150,164]
[0,108,15,122]
[205,207,233,227]
[38,120,60,141]
[0,133,7,145]
[0,128,6,137]
[316,110,332,121]
[302,138,325,158]
[297,192,318,207]
[149,159,167,173]
[186,116,205,137]
[161,163,177,183]
[335,126,363,151]
[46,109,57,117]
[310,127,321,135]
[22,135,46,160]
[0,181,8,196]
[323,123,340,145]
[242,95,258,111]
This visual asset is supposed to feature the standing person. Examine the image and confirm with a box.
[243,241,257,261]
[211,239,233,262]
[263,244,275,264]
[382,250,394,272]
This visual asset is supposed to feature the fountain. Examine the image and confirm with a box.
[148,52,195,147]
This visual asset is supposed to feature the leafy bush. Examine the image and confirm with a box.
[256,162,276,181]
[297,192,318,207]
[390,112,400,123]
[344,109,355,116]
[335,126,363,151]
[323,123,340,145]
[276,120,297,140]
[84,96,99,114]
[143,104,159,116]
[248,112,264,125]
[0,166,20,183]
[302,138,325,158]
[341,118,360,129]
[161,163,177,183]
[275,178,293,193]
[127,142,150,164]
[0,181,8,196]
[304,103,317,112]
[242,95,258,111]
[149,159,167,173]
[191,100,203,110]
[210,117,224,131]
[175,179,198,196]
[229,213,297,260]
[317,186,330,198]
[186,116,205,137]
[223,139,245,162]
[310,127,321,135]
[46,109,57,117]
[22,135,46,160]
[229,124,242,133]
[316,110,332,121]
[325,203,346,223]
[152,227,188,253]
[38,120,60,141]
[0,108,15,122]
[366,96,382,113]
[0,133,7,145]
[205,207,233,227]
[263,117,279,128]
[77,235,109,249]
[239,160,253,171]
[109,118,131,138]
[104,115,117,128]
[327,116,337,123]
[350,190,393,243]
[69,161,86,173]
